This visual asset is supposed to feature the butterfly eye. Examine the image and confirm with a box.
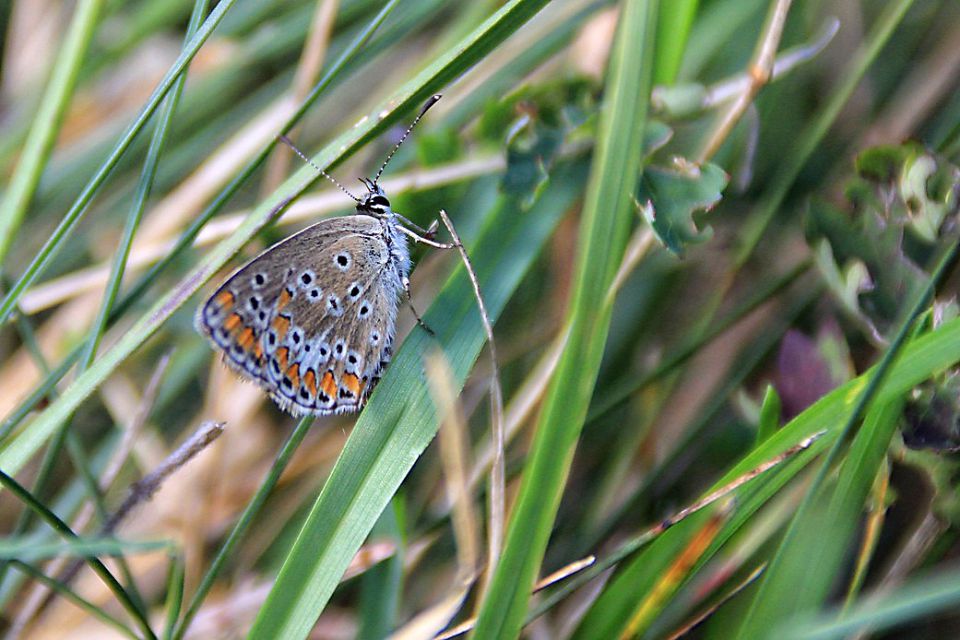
[370,195,390,208]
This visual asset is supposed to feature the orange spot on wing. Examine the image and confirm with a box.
[252,342,263,359]
[277,288,293,311]
[271,315,290,341]
[237,327,255,349]
[224,313,242,332]
[286,364,301,389]
[342,373,361,397]
[303,369,317,396]
[276,347,289,370]
[320,371,337,398]
[214,290,235,308]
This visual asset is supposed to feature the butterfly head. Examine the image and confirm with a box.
[357,178,392,217]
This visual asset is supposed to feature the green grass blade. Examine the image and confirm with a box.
[471,2,657,638]
[785,567,960,640]
[79,0,208,367]
[0,470,157,639]
[0,0,554,502]
[0,538,172,560]
[0,0,400,444]
[248,168,581,638]
[654,0,698,85]
[0,0,104,264]
[163,553,185,640]
[8,560,139,640]
[572,311,960,637]
[732,242,960,637]
[171,416,314,640]
[0,0,239,327]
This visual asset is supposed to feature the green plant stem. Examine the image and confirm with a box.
[171,416,313,640]
[6,3,210,622]
[587,259,811,422]
[0,0,240,328]
[0,0,401,445]
[8,560,139,640]
[0,470,157,640]
[470,1,657,637]
[735,238,960,638]
[163,554,185,640]
[0,0,104,264]
[0,289,147,614]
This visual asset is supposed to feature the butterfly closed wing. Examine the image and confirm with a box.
[196,185,411,416]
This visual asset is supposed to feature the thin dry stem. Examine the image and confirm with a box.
[697,0,793,163]
[534,555,596,592]
[433,554,597,640]
[436,209,505,580]
[14,354,173,631]
[105,421,225,533]
[652,430,825,534]
[664,564,766,640]
[425,350,481,578]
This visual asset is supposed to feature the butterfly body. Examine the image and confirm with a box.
[196,185,411,416]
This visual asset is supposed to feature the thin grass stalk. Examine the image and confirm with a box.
[0,0,105,264]
[583,280,821,556]
[590,0,914,501]
[0,471,156,639]
[162,553,185,640]
[0,0,402,443]
[8,560,138,640]
[0,302,147,617]
[0,0,240,328]
[587,259,811,422]
[733,240,960,636]
[734,0,919,266]
[170,416,314,640]
[470,1,657,637]
[8,4,209,623]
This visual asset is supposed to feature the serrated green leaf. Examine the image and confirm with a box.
[638,160,727,256]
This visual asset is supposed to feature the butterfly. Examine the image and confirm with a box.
[196,96,446,416]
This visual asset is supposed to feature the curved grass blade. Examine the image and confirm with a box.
[0,0,402,444]
[471,1,657,637]
[248,172,582,638]
[0,0,104,263]
[571,311,960,637]
[0,0,556,479]
[0,0,239,327]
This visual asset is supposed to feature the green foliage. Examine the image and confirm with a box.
[638,159,727,256]
[2,1,960,638]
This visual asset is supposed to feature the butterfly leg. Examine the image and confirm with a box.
[396,224,456,250]
[396,214,439,239]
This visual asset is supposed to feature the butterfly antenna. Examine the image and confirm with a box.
[372,94,441,185]
[277,135,360,202]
